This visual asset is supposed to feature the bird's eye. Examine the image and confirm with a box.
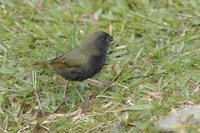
[104,36,109,41]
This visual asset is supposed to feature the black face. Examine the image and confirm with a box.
[105,34,113,43]
[95,31,113,44]
[93,31,113,52]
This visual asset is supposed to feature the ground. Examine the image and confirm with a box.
[0,0,200,132]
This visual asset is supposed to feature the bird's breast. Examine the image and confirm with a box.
[54,47,108,81]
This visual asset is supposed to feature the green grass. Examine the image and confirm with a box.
[0,0,200,132]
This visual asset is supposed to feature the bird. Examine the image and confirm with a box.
[33,31,113,100]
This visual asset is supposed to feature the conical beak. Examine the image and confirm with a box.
[108,35,113,42]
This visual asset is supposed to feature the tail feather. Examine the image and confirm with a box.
[32,60,51,67]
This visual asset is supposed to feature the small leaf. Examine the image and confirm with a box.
[110,50,128,58]
[120,104,152,111]
[0,67,15,74]
[0,94,4,106]
[134,48,144,63]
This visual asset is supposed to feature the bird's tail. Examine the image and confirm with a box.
[32,60,51,67]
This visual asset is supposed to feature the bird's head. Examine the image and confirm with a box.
[94,31,113,44]
[81,31,113,54]
[92,31,113,53]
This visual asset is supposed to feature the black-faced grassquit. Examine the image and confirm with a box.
[33,31,113,81]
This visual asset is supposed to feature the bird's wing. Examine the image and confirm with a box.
[50,50,88,68]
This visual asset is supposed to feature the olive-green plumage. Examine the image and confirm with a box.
[33,31,113,81]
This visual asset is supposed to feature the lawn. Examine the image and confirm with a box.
[0,0,200,132]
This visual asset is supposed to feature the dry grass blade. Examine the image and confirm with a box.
[32,69,44,116]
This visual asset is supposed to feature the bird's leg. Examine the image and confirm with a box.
[63,81,69,101]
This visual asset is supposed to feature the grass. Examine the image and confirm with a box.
[0,0,200,132]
